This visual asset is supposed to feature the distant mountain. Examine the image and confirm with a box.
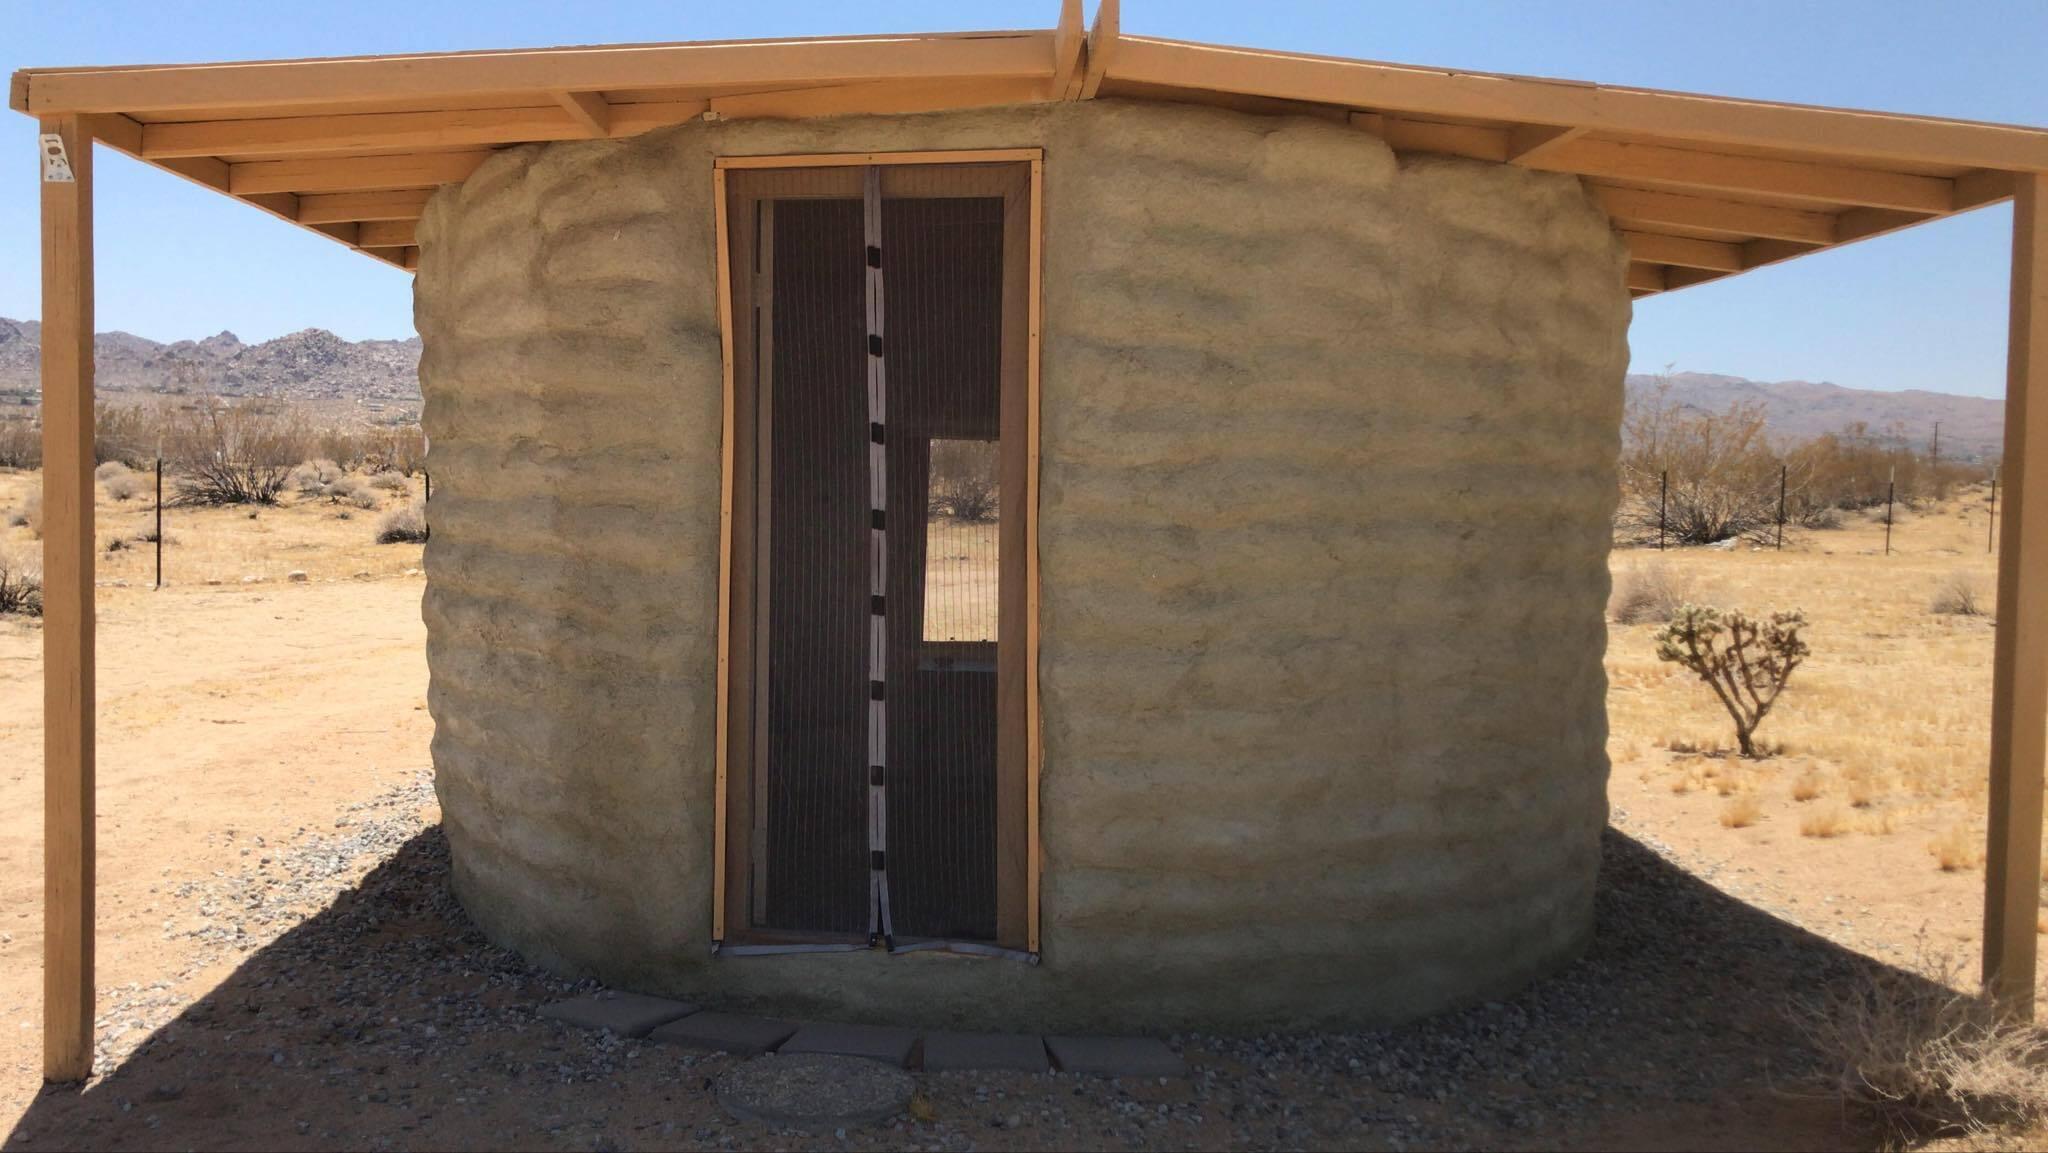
[0,316,421,404]
[1626,371,2004,463]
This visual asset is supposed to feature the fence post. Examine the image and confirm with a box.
[423,469,430,504]
[1777,463,1787,551]
[1659,469,1668,551]
[1885,465,1896,556]
[1991,470,2000,555]
[153,457,162,589]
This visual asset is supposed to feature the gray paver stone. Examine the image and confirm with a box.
[649,1011,798,1056]
[921,1031,1048,1073]
[536,992,697,1038]
[1043,1035,1187,1078]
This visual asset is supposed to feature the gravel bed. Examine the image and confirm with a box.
[5,788,1906,1151]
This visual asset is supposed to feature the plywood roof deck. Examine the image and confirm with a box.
[13,1,2048,292]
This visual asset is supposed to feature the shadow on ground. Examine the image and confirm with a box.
[4,828,1939,1151]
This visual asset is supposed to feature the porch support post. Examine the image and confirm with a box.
[39,114,95,1082]
[1986,170,2048,1017]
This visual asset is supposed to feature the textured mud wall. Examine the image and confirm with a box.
[415,99,1631,1031]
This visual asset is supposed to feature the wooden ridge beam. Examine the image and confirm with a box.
[1079,0,1117,100]
[1052,0,1086,100]
[142,106,583,158]
[228,150,491,194]
[1588,184,1837,244]
[553,90,610,137]
[1619,230,1743,272]
[707,76,1051,121]
[1100,35,2048,172]
[296,188,433,223]
[1526,137,1955,213]
[19,31,1058,116]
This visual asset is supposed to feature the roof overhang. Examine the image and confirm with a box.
[13,0,2047,295]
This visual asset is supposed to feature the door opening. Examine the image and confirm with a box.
[717,157,1036,952]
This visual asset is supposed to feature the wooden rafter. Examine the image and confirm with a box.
[1625,261,1667,292]
[1079,0,1118,100]
[1525,137,1955,213]
[553,90,610,138]
[228,150,490,195]
[358,218,415,247]
[706,76,1052,121]
[1588,184,1837,244]
[1506,123,1585,164]
[140,106,585,158]
[1052,0,1086,100]
[296,187,432,224]
[1619,230,1743,272]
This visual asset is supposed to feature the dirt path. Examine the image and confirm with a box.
[0,577,431,1109]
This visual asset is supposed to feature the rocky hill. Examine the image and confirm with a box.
[1626,371,2004,462]
[0,316,421,403]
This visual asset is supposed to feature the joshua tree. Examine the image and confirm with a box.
[1654,604,1810,757]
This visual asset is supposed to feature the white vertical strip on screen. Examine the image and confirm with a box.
[863,164,895,948]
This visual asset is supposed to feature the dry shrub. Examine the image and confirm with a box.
[1847,773,1888,809]
[163,397,310,506]
[1930,826,1985,872]
[1801,805,1850,838]
[291,459,342,495]
[0,545,41,617]
[19,489,41,538]
[368,470,409,492]
[1721,795,1763,828]
[1792,951,2048,1140]
[375,501,428,545]
[102,471,143,502]
[92,460,127,483]
[1616,382,1784,546]
[0,417,39,470]
[1792,771,1824,802]
[1610,563,1693,625]
[1932,573,1987,618]
[927,439,999,522]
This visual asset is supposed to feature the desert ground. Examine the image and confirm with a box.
[0,467,2035,1150]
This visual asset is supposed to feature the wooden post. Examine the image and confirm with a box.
[1985,171,2048,1017]
[39,115,96,1082]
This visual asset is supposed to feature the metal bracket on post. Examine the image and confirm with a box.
[40,135,75,183]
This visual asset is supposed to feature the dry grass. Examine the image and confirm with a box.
[1792,951,2048,1140]
[1610,561,1694,625]
[1802,805,1852,838]
[1931,825,1987,873]
[1933,572,1989,618]
[375,501,429,545]
[0,468,422,585]
[1792,771,1825,802]
[1721,794,1763,828]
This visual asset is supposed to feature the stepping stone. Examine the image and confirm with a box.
[1044,1035,1186,1078]
[717,1053,913,1131]
[537,992,697,1038]
[780,1022,919,1067]
[649,1011,797,1056]
[922,1031,1048,1073]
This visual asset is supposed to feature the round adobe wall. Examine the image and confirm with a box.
[412,97,1630,1032]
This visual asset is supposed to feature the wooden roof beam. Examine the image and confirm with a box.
[1052,0,1086,100]
[1101,35,2048,172]
[296,188,434,224]
[1626,261,1667,293]
[358,219,416,247]
[1588,184,1837,244]
[1619,230,1743,272]
[706,76,1051,121]
[229,150,491,194]
[17,32,1058,116]
[1079,0,1118,100]
[1350,112,1510,162]
[1507,123,1586,164]
[1524,137,1955,213]
[141,106,589,158]
[553,90,610,138]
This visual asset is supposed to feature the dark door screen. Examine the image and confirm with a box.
[754,177,1005,944]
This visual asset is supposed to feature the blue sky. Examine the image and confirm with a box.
[4,1,2046,397]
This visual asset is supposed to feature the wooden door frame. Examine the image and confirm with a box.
[710,148,1043,954]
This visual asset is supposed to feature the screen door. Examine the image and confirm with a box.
[721,160,1032,950]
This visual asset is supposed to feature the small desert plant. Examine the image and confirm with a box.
[928,439,1000,522]
[0,546,41,616]
[1792,951,2048,1139]
[0,418,39,470]
[164,396,310,506]
[1721,795,1763,828]
[102,470,144,502]
[290,459,342,495]
[1609,562,1693,625]
[1801,805,1850,838]
[1931,573,1986,617]
[368,470,409,492]
[1792,771,1824,802]
[1654,604,1810,758]
[20,490,42,538]
[375,501,428,544]
[1930,826,1985,872]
